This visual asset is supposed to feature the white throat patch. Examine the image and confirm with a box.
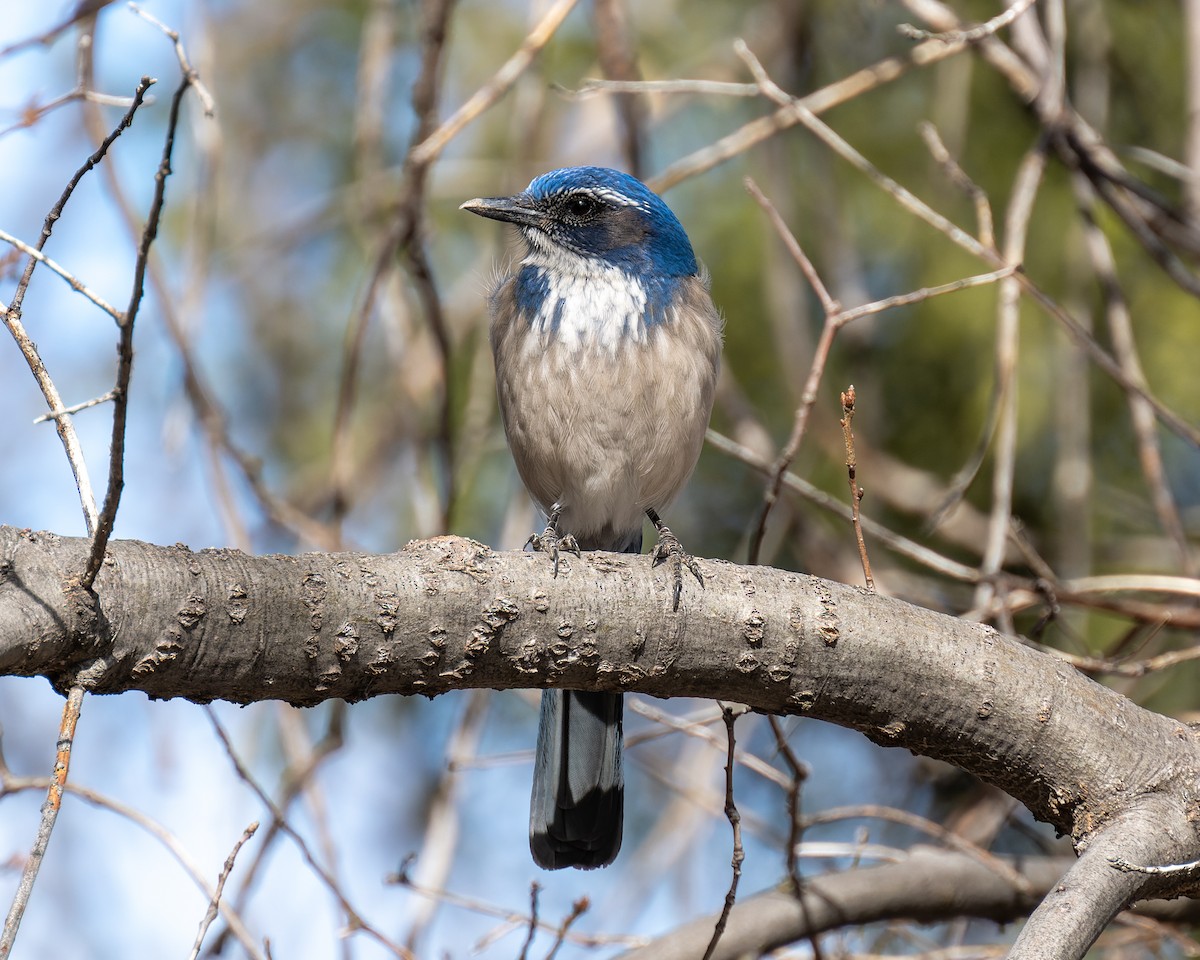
[522,248,653,352]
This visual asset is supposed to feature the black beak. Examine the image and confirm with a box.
[459,193,542,228]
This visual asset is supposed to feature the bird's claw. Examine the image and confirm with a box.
[527,524,580,578]
[650,523,704,611]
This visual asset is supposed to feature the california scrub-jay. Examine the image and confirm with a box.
[461,166,722,869]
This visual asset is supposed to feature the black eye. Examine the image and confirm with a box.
[563,194,601,219]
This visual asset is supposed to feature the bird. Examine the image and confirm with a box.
[461,166,722,870]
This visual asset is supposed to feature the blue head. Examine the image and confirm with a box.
[461,166,698,279]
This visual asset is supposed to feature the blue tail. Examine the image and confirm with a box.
[529,531,638,869]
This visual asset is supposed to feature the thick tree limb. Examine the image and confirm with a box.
[2,525,1199,925]
[1008,801,1199,958]
[617,845,1200,960]
[616,848,1050,960]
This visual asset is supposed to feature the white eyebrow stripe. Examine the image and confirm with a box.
[546,186,645,209]
[588,187,641,207]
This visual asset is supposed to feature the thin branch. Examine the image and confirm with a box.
[898,0,1041,44]
[918,121,995,248]
[74,21,345,552]
[331,0,459,534]
[1185,0,1200,219]
[187,822,259,960]
[741,170,1015,567]
[767,717,826,960]
[840,386,874,591]
[972,142,1048,632]
[908,0,1200,300]
[515,883,540,960]
[0,227,121,319]
[128,2,216,116]
[702,705,746,960]
[0,86,138,140]
[543,898,589,960]
[82,73,189,590]
[802,805,1034,897]
[0,0,118,57]
[833,266,1017,324]
[408,0,581,166]
[741,177,839,564]
[2,76,153,534]
[0,763,264,959]
[706,428,983,583]
[649,30,973,193]
[628,699,789,787]
[205,710,414,959]
[0,685,84,959]
[206,704,345,956]
[1109,855,1200,877]
[733,38,1200,451]
[1072,174,1196,577]
[403,690,489,952]
[563,78,761,98]
[31,390,118,424]
[593,0,646,177]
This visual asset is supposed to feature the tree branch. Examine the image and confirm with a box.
[1007,798,1200,958]
[615,844,1199,960]
[3,524,1200,912]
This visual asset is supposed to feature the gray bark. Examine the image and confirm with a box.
[2,524,1199,955]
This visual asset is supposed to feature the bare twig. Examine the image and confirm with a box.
[649,31,973,193]
[840,386,874,591]
[1109,855,1200,877]
[331,0,459,533]
[899,0,1041,44]
[742,171,1015,565]
[2,75,153,534]
[83,73,190,590]
[0,227,121,318]
[741,177,839,564]
[707,428,983,583]
[919,121,995,248]
[403,690,489,952]
[544,898,589,960]
[802,804,1034,896]
[128,2,216,116]
[628,699,788,786]
[834,266,1017,324]
[0,685,85,959]
[0,759,264,960]
[0,86,138,140]
[1072,175,1196,577]
[564,78,760,98]
[516,883,540,960]
[735,38,1200,451]
[0,0,118,58]
[701,705,746,960]
[206,710,414,959]
[75,19,344,552]
[32,390,118,424]
[769,716,827,960]
[187,822,259,960]
[409,0,581,166]
[971,142,1048,631]
[593,0,645,177]
[908,0,1200,300]
[1186,0,1200,219]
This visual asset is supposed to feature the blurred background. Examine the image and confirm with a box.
[1,0,1198,956]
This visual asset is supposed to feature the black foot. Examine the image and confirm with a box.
[646,508,704,611]
[527,514,580,578]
